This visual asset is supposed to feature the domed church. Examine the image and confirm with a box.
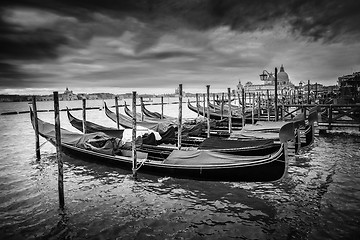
[265,64,293,87]
[238,64,294,96]
[278,64,291,86]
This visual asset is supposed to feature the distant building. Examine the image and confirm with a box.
[60,87,78,101]
[38,95,53,101]
[240,64,295,95]
[338,72,360,103]
[175,86,185,96]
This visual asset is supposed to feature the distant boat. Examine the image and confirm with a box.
[142,98,153,102]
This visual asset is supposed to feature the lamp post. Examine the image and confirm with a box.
[260,68,278,121]
[259,70,273,82]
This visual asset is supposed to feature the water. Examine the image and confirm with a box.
[1,99,359,240]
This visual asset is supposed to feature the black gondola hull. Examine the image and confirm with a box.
[59,142,287,182]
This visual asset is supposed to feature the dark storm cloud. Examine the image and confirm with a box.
[3,0,360,51]
[1,0,359,57]
[1,0,359,91]
[286,0,360,42]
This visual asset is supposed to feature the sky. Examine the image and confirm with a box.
[1,0,360,95]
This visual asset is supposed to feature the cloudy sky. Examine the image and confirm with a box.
[1,0,360,95]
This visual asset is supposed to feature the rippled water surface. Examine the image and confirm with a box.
[1,100,359,239]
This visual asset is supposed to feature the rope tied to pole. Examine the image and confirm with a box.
[36,139,51,152]
[135,158,148,171]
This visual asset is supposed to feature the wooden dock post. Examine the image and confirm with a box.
[115,96,120,129]
[328,104,333,130]
[244,90,247,108]
[140,97,144,121]
[251,93,255,124]
[178,84,183,149]
[267,90,270,121]
[203,93,206,118]
[206,85,211,138]
[53,91,64,210]
[241,88,245,128]
[274,67,279,121]
[195,93,199,117]
[257,93,261,121]
[82,98,86,134]
[307,79,311,104]
[212,93,216,112]
[228,88,232,133]
[221,93,224,120]
[161,96,164,119]
[32,96,40,160]
[132,91,137,179]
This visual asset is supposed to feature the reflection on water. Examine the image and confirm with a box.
[0,102,359,239]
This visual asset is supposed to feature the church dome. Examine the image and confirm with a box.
[277,64,289,84]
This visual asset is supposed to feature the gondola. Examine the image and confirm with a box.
[209,102,259,120]
[67,107,124,139]
[67,108,175,145]
[30,109,294,182]
[124,101,177,124]
[140,101,175,120]
[230,108,318,150]
[104,102,206,138]
[137,101,234,134]
[69,108,292,156]
[104,102,180,135]
[187,100,245,125]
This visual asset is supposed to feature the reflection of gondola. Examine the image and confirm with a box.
[69,108,289,156]
[31,108,294,182]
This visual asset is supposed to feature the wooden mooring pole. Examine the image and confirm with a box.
[53,91,65,210]
[195,93,199,117]
[221,92,224,120]
[328,105,333,130]
[206,85,211,138]
[274,67,279,121]
[252,93,255,124]
[132,91,137,179]
[203,93,206,118]
[212,93,216,112]
[32,96,40,160]
[228,88,232,133]
[242,88,245,128]
[82,99,86,134]
[257,93,261,121]
[161,96,164,119]
[115,96,120,129]
[178,84,183,149]
[140,97,144,121]
[267,90,270,121]
[307,79,311,104]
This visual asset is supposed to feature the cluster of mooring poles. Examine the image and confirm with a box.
[30,73,300,210]
[30,77,359,209]
[31,84,188,209]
